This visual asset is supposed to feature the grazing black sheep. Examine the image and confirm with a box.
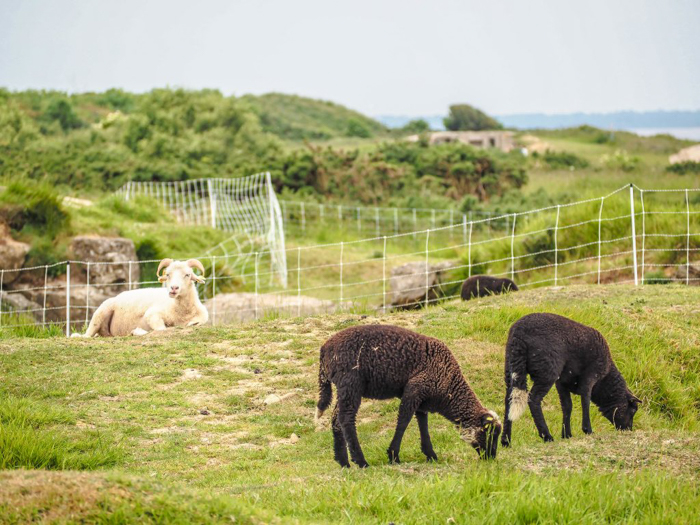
[316,324,501,468]
[461,275,518,301]
[501,313,641,447]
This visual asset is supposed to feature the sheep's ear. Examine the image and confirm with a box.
[481,413,496,428]
[158,275,168,283]
[192,274,206,284]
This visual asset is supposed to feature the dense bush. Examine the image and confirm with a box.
[0,180,69,236]
[666,161,700,175]
[540,149,590,170]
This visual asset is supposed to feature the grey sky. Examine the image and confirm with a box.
[1,0,698,116]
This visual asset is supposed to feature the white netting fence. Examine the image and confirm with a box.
[116,173,287,287]
[2,184,699,335]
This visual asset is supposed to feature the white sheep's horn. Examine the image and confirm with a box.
[156,258,173,278]
[186,259,206,275]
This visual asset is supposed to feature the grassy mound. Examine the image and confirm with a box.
[1,285,699,522]
[0,471,264,524]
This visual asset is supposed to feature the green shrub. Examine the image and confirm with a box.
[542,149,589,170]
[136,237,165,287]
[666,161,700,175]
[601,149,642,172]
[0,180,70,236]
[644,271,672,284]
[346,118,373,138]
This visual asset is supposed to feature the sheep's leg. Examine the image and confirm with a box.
[415,411,437,462]
[555,381,573,439]
[387,383,423,464]
[580,381,595,435]
[337,389,367,468]
[330,403,349,468]
[528,382,554,442]
[502,372,513,447]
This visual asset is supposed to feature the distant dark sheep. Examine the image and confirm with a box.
[316,325,501,468]
[502,313,641,446]
[461,275,518,301]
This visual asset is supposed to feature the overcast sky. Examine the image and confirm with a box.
[1,0,698,116]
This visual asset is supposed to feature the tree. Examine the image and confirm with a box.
[443,104,502,131]
[400,119,430,134]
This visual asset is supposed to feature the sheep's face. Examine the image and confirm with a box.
[607,393,641,431]
[157,259,206,298]
[461,411,501,460]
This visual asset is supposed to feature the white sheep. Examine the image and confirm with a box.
[72,258,209,337]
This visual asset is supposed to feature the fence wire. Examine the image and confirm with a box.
[2,184,699,335]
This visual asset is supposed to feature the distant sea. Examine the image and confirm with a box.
[622,127,700,142]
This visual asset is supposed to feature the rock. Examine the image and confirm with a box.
[0,224,30,285]
[673,264,700,285]
[205,293,340,323]
[670,144,700,164]
[389,261,455,309]
[264,394,281,405]
[199,408,211,416]
[289,433,299,444]
[70,236,139,290]
[0,291,43,321]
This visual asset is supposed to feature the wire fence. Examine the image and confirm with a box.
[278,200,508,237]
[116,173,288,286]
[2,184,699,336]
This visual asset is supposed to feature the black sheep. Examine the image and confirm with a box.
[501,313,641,446]
[316,324,501,468]
[461,275,518,301]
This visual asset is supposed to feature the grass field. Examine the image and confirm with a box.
[2,284,699,523]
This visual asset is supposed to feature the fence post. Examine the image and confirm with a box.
[297,247,301,317]
[554,205,560,286]
[686,189,691,285]
[629,184,639,286]
[212,256,216,326]
[394,208,398,235]
[254,252,259,320]
[125,181,131,201]
[43,266,48,326]
[375,208,380,237]
[462,214,467,245]
[467,221,473,278]
[66,262,71,337]
[208,179,216,229]
[425,229,431,307]
[85,262,90,326]
[357,207,361,233]
[640,190,646,285]
[382,236,387,313]
[339,242,344,305]
[510,214,517,282]
[597,197,604,285]
[301,202,306,233]
[128,260,132,290]
[431,209,436,230]
[320,204,324,224]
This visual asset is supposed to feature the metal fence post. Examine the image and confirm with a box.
[382,236,387,313]
[85,262,90,326]
[66,262,71,337]
[425,229,431,307]
[212,256,216,325]
[468,221,473,278]
[597,197,604,284]
[640,190,646,285]
[629,184,639,286]
[339,242,344,305]
[297,247,301,317]
[510,214,517,282]
[686,189,691,285]
[554,205,560,286]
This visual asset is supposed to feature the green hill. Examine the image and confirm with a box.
[243,92,388,141]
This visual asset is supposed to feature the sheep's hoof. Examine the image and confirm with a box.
[500,436,511,448]
[387,448,401,464]
[583,428,593,435]
[542,435,554,442]
[356,461,369,469]
[425,452,438,462]
[562,429,572,439]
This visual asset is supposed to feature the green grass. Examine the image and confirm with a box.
[1,285,699,523]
